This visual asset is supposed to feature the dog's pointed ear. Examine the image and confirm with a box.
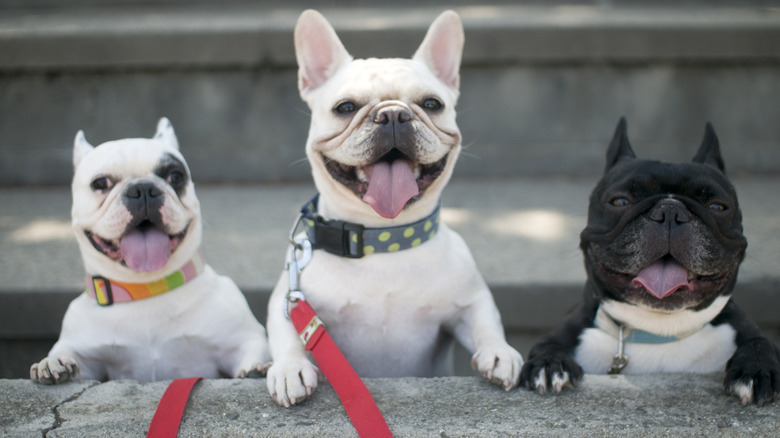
[605,117,636,172]
[692,122,725,172]
[153,117,179,150]
[294,9,353,99]
[412,10,464,90]
[73,130,94,168]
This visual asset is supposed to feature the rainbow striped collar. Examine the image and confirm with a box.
[85,251,205,306]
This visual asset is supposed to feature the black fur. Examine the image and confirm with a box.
[519,118,780,405]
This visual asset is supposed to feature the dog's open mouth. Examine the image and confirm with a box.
[85,221,188,272]
[324,148,448,218]
[602,255,730,301]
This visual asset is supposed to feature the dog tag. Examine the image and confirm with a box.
[608,354,629,375]
[607,323,628,374]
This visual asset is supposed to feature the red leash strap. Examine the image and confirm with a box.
[147,377,203,438]
[291,299,393,437]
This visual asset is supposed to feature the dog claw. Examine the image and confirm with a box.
[238,361,270,378]
[728,380,755,405]
[551,371,570,394]
[31,356,79,385]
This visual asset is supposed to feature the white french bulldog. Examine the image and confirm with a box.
[30,118,270,383]
[266,10,523,407]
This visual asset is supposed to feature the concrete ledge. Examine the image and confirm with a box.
[2,375,778,437]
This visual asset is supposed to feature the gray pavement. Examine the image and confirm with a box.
[2,374,779,437]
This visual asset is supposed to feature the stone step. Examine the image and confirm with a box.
[2,4,780,184]
[2,375,779,437]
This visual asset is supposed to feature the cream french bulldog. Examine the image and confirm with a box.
[266,10,522,407]
[30,118,270,383]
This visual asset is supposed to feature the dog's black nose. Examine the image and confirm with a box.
[125,182,162,199]
[123,182,164,223]
[371,106,417,158]
[375,107,412,125]
[650,199,691,225]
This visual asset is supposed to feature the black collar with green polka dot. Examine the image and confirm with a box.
[299,194,441,258]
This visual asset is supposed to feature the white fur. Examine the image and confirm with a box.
[266,10,522,407]
[35,266,269,381]
[575,321,736,375]
[551,371,571,393]
[600,295,732,338]
[533,369,547,394]
[30,119,270,384]
[730,380,754,405]
[529,296,738,392]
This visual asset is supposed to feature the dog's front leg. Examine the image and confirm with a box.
[30,354,80,384]
[30,339,87,384]
[518,306,591,395]
[715,300,780,406]
[265,278,320,407]
[232,335,272,379]
[454,286,523,391]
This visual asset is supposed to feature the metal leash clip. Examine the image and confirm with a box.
[285,214,313,319]
[607,324,629,374]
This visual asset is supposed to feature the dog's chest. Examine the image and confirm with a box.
[66,269,259,380]
[574,323,737,374]
[296,227,482,376]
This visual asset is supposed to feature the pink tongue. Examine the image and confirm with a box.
[632,259,692,299]
[119,226,171,272]
[362,159,420,219]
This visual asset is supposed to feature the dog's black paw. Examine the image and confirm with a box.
[724,338,780,406]
[519,350,583,395]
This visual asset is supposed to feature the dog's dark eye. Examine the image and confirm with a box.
[166,170,185,188]
[709,202,728,212]
[334,101,357,115]
[90,176,114,193]
[422,97,443,111]
[610,197,630,207]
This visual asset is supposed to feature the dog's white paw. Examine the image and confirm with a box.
[30,356,79,384]
[237,362,270,379]
[471,344,523,391]
[266,359,320,407]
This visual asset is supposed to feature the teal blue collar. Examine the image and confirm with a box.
[594,306,707,344]
[299,194,440,258]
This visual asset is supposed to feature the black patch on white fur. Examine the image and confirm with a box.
[154,153,189,197]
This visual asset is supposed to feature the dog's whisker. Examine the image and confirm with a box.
[287,157,310,168]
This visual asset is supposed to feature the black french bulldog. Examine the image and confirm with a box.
[520,118,780,405]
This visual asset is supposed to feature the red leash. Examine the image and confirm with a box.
[291,299,393,437]
[147,377,202,438]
